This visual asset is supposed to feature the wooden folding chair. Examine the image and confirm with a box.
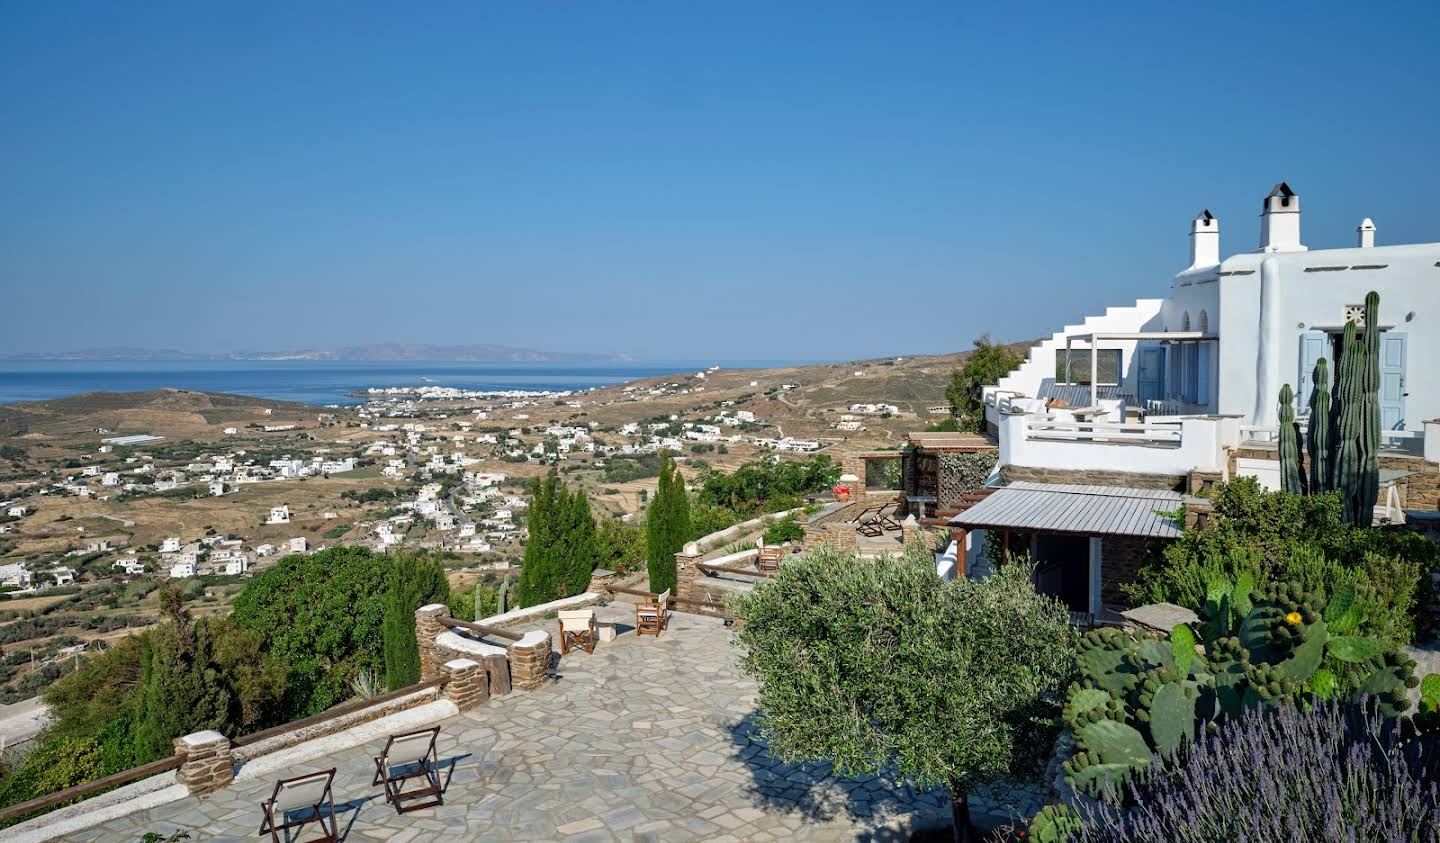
[371,726,444,814]
[636,588,670,637]
[756,545,785,574]
[259,768,339,843]
[877,502,903,532]
[558,608,598,654]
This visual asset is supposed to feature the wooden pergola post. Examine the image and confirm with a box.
[949,527,967,577]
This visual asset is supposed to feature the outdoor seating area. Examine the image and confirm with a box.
[635,588,671,637]
[64,604,949,842]
[557,608,598,655]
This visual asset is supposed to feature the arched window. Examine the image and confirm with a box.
[1198,310,1209,334]
[1181,311,1191,332]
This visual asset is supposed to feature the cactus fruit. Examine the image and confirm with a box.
[1278,383,1302,493]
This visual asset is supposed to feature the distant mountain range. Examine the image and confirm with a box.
[0,343,626,363]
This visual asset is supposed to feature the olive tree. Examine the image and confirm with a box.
[732,548,1074,842]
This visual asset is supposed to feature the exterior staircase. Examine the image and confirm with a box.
[993,299,1165,400]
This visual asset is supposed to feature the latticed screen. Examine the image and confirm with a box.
[938,453,997,509]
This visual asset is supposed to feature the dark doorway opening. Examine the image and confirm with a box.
[1032,533,1090,612]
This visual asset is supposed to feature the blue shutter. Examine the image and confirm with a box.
[1196,344,1212,410]
[1379,332,1407,430]
[1298,330,1330,408]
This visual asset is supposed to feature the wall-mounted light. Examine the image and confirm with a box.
[1296,322,1306,330]
[1406,311,1416,322]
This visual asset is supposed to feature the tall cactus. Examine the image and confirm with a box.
[1306,358,1331,494]
[1357,291,1382,523]
[1331,322,1364,522]
[497,575,512,615]
[472,580,484,622]
[1277,384,1302,494]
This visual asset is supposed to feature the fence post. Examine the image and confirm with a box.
[415,603,448,682]
[174,730,234,796]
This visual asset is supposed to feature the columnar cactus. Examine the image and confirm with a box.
[1061,578,1431,799]
[1306,357,1331,494]
[1357,290,1382,522]
[1277,384,1302,494]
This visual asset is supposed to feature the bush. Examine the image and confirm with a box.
[1064,700,1440,841]
[762,515,805,545]
[694,455,840,515]
[1127,478,1432,644]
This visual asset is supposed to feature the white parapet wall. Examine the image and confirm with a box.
[999,412,1237,478]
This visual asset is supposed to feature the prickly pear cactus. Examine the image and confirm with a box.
[1027,804,1081,843]
[1063,579,1423,800]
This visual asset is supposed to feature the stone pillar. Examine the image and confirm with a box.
[174,730,234,796]
[507,630,552,692]
[842,454,868,503]
[587,567,616,596]
[415,603,448,683]
[675,542,704,602]
[901,515,922,551]
[441,658,489,711]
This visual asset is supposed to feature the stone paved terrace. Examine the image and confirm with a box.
[63,606,949,842]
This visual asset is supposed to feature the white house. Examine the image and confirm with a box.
[101,472,121,486]
[286,537,308,553]
[48,567,76,587]
[267,505,291,525]
[209,481,226,496]
[160,537,182,553]
[0,563,32,589]
[112,558,145,576]
[6,505,28,518]
[168,559,195,579]
[963,182,1440,620]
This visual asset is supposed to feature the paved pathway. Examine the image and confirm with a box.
[66,607,948,842]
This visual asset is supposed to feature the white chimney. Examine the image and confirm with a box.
[1188,209,1219,268]
[1258,181,1305,252]
[1357,217,1375,248]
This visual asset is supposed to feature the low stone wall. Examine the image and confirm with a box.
[1001,464,1185,491]
[476,592,601,630]
[233,685,442,762]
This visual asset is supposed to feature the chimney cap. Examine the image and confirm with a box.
[1266,182,1295,199]
[1358,217,1376,231]
[1195,209,1215,223]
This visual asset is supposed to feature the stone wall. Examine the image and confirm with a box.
[1000,464,1185,491]
[1100,535,1152,608]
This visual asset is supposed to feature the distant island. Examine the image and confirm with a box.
[0,343,629,363]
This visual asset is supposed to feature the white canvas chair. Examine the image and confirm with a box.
[259,768,338,843]
[636,588,670,637]
[558,608,598,654]
[371,726,444,814]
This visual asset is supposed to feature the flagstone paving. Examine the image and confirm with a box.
[65,607,949,842]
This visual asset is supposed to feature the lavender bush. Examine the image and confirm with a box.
[1073,699,1440,842]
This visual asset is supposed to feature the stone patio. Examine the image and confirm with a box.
[64,606,949,842]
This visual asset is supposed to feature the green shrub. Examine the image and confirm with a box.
[1126,478,1432,645]
[762,515,805,545]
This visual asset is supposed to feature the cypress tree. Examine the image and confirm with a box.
[518,473,556,607]
[565,490,598,596]
[382,552,449,691]
[646,453,686,594]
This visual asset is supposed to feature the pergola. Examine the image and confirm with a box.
[1060,331,1216,408]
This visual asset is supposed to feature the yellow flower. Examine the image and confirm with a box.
[1286,611,1303,626]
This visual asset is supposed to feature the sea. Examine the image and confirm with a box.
[0,360,801,406]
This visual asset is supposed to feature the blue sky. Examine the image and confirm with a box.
[3,2,1438,361]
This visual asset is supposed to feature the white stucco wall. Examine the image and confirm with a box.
[1213,242,1440,427]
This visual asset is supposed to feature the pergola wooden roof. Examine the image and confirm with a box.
[904,432,996,452]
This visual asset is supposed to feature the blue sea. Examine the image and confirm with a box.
[0,360,799,406]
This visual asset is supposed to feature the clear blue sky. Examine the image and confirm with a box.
[3,2,1438,361]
